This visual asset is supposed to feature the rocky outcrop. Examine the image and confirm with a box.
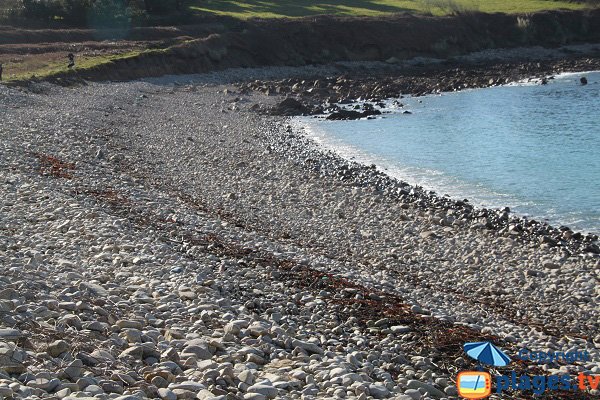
[252,56,600,117]
[272,98,310,116]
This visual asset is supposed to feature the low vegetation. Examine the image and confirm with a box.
[3,50,146,82]
[189,0,587,19]
[0,0,191,27]
[0,0,594,26]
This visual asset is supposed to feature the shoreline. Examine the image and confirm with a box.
[288,68,600,238]
[296,112,599,236]
[283,114,600,256]
[234,57,600,256]
[245,52,600,118]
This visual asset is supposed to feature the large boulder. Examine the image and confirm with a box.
[272,98,310,116]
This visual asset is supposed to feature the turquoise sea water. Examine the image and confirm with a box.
[300,71,600,233]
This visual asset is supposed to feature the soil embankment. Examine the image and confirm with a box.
[6,9,600,84]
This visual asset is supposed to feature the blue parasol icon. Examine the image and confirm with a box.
[464,341,511,367]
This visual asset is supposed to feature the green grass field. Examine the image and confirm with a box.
[189,0,586,19]
[2,50,147,82]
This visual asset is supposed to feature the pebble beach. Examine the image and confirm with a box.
[0,68,599,400]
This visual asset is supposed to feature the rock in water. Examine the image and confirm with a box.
[326,109,381,120]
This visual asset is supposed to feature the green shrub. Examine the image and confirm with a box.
[420,0,478,15]
[88,0,128,28]
[8,0,182,26]
[143,0,182,15]
[21,0,62,21]
[60,0,92,24]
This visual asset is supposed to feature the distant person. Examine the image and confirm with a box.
[67,53,75,69]
[0,63,3,81]
[580,77,588,85]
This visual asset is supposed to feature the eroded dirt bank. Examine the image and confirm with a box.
[11,9,600,84]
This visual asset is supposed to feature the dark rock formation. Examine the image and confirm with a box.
[273,98,310,116]
[326,109,381,120]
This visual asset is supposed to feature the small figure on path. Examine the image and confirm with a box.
[67,53,75,69]
[580,76,588,85]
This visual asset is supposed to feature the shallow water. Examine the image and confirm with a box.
[300,71,600,233]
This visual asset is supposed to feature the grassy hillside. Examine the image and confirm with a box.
[189,0,586,19]
[0,0,586,19]
[0,0,595,83]
[0,0,591,22]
